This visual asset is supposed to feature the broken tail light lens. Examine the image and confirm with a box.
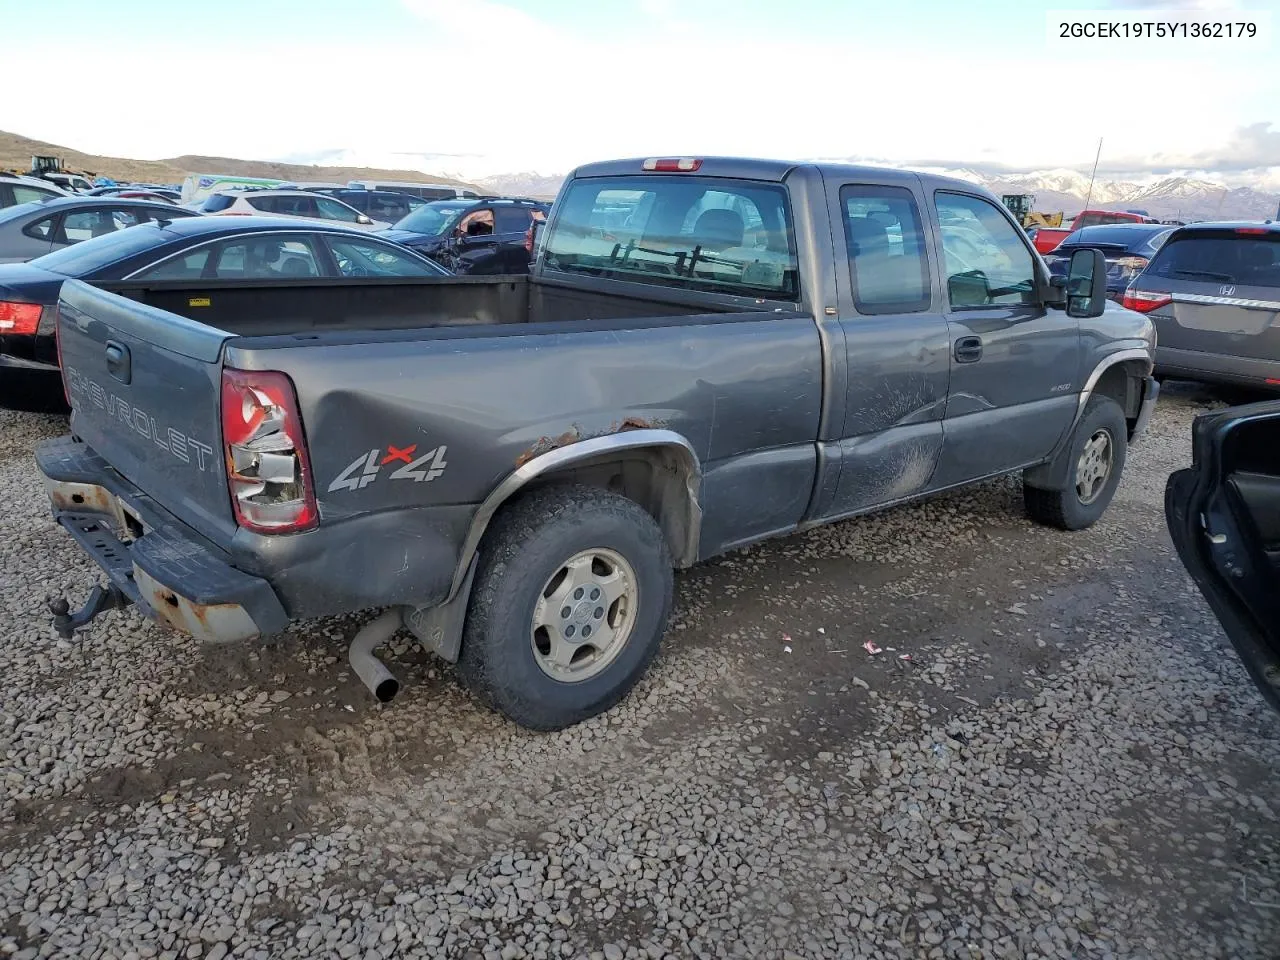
[0,301,42,335]
[220,368,317,533]
[1121,288,1173,313]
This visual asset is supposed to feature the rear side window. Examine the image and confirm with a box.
[136,248,212,280]
[12,185,56,204]
[212,237,321,279]
[543,175,800,300]
[59,209,138,244]
[200,194,235,213]
[841,184,930,314]
[23,217,55,240]
[1145,232,1280,288]
[494,207,532,234]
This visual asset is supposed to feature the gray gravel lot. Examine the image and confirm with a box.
[1,384,1278,959]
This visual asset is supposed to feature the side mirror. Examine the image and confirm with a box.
[1066,248,1108,318]
[357,214,372,225]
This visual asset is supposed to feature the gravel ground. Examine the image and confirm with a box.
[1,382,1278,960]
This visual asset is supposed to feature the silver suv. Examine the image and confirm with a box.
[1123,222,1280,391]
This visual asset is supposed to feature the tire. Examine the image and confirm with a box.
[1024,394,1128,531]
[456,484,674,731]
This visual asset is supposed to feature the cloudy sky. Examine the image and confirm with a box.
[5,0,1277,185]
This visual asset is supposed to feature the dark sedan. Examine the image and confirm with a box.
[0,196,199,264]
[378,197,550,275]
[1044,223,1175,300]
[0,216,449,393]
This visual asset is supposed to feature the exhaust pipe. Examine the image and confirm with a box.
[349,608,403,703]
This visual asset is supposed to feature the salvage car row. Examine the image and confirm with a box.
[0,170,551,278]
[2,155,1278,731]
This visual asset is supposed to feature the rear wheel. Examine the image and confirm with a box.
[457,485,673,730]
[1025,394,1128,530]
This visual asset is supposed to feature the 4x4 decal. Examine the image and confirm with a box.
[327,444,448,493]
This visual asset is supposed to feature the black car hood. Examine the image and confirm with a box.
[0,262,69,304]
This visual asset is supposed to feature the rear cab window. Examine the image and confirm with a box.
[542,175,799,301]
[1145,229,1280,289]
[841,184,930,314]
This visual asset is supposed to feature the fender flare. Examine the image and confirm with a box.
[445,428,703,602]
[1025,348,1153,490]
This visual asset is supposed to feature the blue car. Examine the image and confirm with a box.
[1044,223,1176,300]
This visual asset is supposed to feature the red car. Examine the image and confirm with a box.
[1071,209,1158,229]
[1027,225,1073,254]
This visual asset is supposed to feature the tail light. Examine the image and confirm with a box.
[0,301,42,335]
[220,368,317,534]
[642,158,703,172]
[523,223,534,254]
[1121,288,1173,313]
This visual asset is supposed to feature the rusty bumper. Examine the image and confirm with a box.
[37,437,289,643]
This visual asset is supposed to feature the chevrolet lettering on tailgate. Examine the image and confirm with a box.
[64,365,216,470]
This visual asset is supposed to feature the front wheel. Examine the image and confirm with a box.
[1024,395,1128,531]
[457,485,674,730]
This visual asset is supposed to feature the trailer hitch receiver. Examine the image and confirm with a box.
[47,584,132,640]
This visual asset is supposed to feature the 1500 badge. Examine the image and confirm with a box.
[327,444,448,493]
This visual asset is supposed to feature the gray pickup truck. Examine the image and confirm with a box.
[38,156,1159,730]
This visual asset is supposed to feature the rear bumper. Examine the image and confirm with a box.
[1155,346,1280,391]
[0,332,58,372]
[37,436,289,642]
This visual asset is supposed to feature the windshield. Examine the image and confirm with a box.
[33,222,171,276]
[542,175,800,300]
[1145,231,1280,288]
[394,200,478,235]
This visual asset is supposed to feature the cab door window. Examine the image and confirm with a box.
[934,192,1037,308]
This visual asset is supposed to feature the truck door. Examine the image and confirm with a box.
[811,177,952,520]
[927,190,1080,485]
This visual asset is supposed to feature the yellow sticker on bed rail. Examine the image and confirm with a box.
[188,297,211,307]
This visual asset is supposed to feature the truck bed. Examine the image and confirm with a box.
[106,273,756,338]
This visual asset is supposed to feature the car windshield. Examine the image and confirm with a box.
[32,222,171,276]
[542,175,800,300]
[1145,231,1280,288]
[393,201,478,235]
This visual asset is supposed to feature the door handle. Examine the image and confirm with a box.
[104,340,131,384]
[954,336,982,363]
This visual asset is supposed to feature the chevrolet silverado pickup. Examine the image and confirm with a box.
[38,156,1159,730]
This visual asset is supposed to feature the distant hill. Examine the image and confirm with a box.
[475,171,565,201]
[0,130,479,191]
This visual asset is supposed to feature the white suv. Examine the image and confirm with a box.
[198,189,389,231]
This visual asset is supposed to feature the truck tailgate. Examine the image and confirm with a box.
[57,280,236,541]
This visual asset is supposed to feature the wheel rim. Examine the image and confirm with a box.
[531,548,638,683]
[1075,428,1114,505]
